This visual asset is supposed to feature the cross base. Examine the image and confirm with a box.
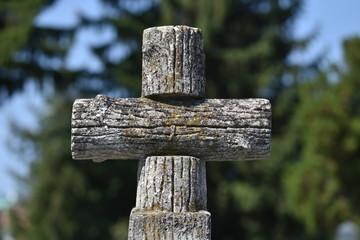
[128,210,211,239]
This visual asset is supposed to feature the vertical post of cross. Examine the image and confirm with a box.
[128,26,211,240]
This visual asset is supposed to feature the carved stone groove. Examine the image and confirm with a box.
[135,156,207,212]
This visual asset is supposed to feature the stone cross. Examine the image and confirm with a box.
[71,25,271,239]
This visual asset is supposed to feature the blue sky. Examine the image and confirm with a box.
[294,0,360,64]
[1,0,360,197]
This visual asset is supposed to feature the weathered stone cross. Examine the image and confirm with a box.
[71,25,271,239]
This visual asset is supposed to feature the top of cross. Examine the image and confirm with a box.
[142,26,206,99]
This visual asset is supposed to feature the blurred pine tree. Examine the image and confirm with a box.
[283,37,360,238]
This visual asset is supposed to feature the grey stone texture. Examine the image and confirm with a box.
[128,210,211,240]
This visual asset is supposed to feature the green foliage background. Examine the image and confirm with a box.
[1,0,359,239]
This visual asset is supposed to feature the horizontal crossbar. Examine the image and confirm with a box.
[71,95,271,161]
